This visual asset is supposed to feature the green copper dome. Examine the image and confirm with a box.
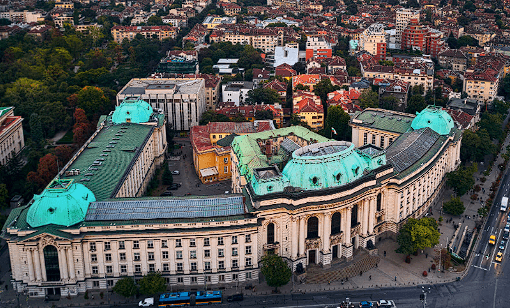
[26,179,96,228]
[112,98,153,124]
[411,105,454,135]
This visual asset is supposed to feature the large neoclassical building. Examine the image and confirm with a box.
[2,105,461,298]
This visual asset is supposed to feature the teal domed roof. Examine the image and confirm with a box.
[280,141,385,191]
[26,179,96,228]
[112,98,153,124]
[411,105,454,135]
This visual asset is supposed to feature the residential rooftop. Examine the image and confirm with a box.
[118,78,205,97]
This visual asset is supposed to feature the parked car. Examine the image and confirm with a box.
[500,240,507,251]
[504,231,510,240]
[139,297,154,307]
[160,191,173,197]
[505,223,510,233]
[172,170,180,175]
[227,293,244,302]
[496,251,504,262]
[360,301,373,308]
[168,183,181,190]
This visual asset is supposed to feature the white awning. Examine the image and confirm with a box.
[200,167,219,177]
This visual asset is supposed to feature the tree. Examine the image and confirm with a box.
[479,113,503,140]
[443,196,465,216]
[73,108,93,145]
[199,110,232,125]
[162,165,173,185]
[460,129,495,162]
[406,95,427,114]
[246,88,280,105]
[396,217,440,255]
[0,184,8,208]
[380,96,399,111]
[290,113,311,129]
[29,113,44,145]
[457,35,478,48]
[76,86,112,119]
[313,78,339,107]
[138,272,166,295]
[446,163,477,196]
[54,145,75,165]
[27,153,59,190]
[359,90,379,109]
[261,253,291,292]
[325,106,351,141]
[112,277,137,298]
[255,109,274,120]
[147,15,164,26]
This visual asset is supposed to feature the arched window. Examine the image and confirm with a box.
[377,193,382,211]
[43,245,60,282]
[267,223,275,244]
[351,204,359,226]
[307,216,319,239]
[331,212,341,235]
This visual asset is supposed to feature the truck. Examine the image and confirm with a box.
[502,196,508,212]
[138,298,154,307]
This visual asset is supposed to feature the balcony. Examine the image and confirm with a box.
[376,209,385,217]
[351,224,361,237]
[330,232,343,246]
[263,242,280,251]
[305,237,322,250]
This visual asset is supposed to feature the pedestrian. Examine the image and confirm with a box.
[425,253,428,258]
[369,275,372,280]
[384,251,387,257]
[4,284,7,290]
[395,276,397,281]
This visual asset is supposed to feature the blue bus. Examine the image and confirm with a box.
[158,292,191,307]
[195,291,222,305]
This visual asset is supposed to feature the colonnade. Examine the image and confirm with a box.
[26,245,75,283]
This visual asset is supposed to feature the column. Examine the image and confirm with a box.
[368,197,376,234]
[27,249,35,282]
[344,207,352,246]
[67,247,76,280]
[362,200,369,236]
[60,248,69,280]
[39,248,47,281]
[33,248,42,281]
[291,217,298,259]
[322,213,331,253]
[299,217,306,257]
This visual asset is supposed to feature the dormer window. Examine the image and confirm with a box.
[311,176,319,185]
[335,173,341,182]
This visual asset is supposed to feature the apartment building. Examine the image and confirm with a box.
[305,35,332,60]
[358,23,387,62]
[111,26,178,43]
[0,107,24,166]
[395,8,420,49]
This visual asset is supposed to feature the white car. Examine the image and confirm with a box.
[172,170,180,175]
[139,298,154,307]
[505,223,510,233]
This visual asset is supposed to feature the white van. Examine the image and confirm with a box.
[139,298,154,307]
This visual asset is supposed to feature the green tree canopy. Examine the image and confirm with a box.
[139,272,166,295]
[112,277,137,298]
[325,105,351,141]
[246,88,280,105]
[76,86,112,119]
[147,15,164,26]
[457,35,478,47]
[199,110,232,125]
[460,129,495,162]
[359,90,379,109]
[255,109,274,120]
[396,217,440,255]
[479,113,503,140]
[313,78,339,106]
[261,253,292,292]
[443,196,465,216]
[162,165,173,185]
[380,96,399,111]
[406,94,427,114]
[446,163,477,196]
[0,184,8,208]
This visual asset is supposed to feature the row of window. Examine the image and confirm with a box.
[91,246,253,263]
[91,258,253,275]
[89,235,252,251]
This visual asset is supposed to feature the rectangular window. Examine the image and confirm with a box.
[204,250,210,258]
[232,259,238,268]
[149,264,155,272]
[120,265,127,273]
[119,253,126,261]
[148,252,155,261]
[119,241,125,250]
[147,240,154,249]
[134,253,140,261]
[219,261,225,269]
[176,239,182,247]
[191,276,197,283]
[224,157,228,164]
[191,262,197,271]
[372,134,376,145]
[224,166,228,173]
[162,251,169,259]
[246,257,252,267]
[93,281,100,287]
[245,234,251,243]
[190,239,196,247]
[204,261,211,270]
[176,251,183,259]
[106,265,113,274]
[232,248,238,256]
[91,254,97,262]
[380,136,384,148]
[246,272,252,279]
[92,266,98,274]
[233,273,238,281]
[90,242,96,251]
[190,250,197,259]
[204,238,210,246]
[163,263,169,271]
[389,137,393,145]
[105,253,112,262]
[218,249,224,257]
[104,242,111,251]
[363,132,367,145]
[177,277,183,283]
[135,265,141,273]
[177,263,183,271]
[218,237,224,245]
[162,240,168,248]
[133,241,139,249]
[232,236,238,244]
[246,246,252,255]
[219,275,225,282]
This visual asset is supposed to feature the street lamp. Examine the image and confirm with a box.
[104,274,111,307]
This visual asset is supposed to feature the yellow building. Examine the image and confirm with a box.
[293,98,324,130]
[191,122,273,183]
